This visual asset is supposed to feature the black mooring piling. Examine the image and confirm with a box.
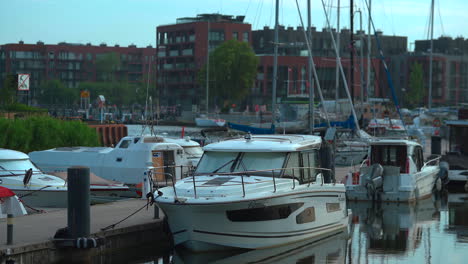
[67,166,90,238]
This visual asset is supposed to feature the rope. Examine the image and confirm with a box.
[100,198,154,232]
[19,199,45,214]
[18,185,52,199]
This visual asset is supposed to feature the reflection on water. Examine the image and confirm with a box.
[173,231,348,264]
[129,193,468,264]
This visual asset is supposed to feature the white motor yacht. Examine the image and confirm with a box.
[1,149,131,207]
[0,149,68,208]
[29,135,203,187]
[154,134,349,251]
[345,139,440,202]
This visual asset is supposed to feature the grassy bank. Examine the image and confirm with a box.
[0,116,100,153]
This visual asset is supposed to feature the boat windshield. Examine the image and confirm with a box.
[0,159,40,176]
[195,151,286,176]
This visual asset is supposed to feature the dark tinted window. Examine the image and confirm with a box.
[371,145,407,173]
[296,207,315,224]
[227,203,303,222]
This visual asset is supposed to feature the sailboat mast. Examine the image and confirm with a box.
[272,0,279,125]
[428,0,434,109]
[335,0,341,114]
[206,20,210,112]
[320,0,360,130]
[367,0,371,103]
[308,0,314,133]
[350,0,354,104]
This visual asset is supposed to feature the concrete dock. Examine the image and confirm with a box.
[0,199,170,263]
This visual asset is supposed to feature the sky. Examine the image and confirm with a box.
[1,0,467,50]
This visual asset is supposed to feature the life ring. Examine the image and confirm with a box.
[433,119,441,127]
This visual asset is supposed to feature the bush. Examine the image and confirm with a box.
[1,103,48,113]
[0,116,99,153]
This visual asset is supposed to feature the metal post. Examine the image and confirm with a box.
[67,166,90,239]
[241,175,246,197]
[272,170,276,193]
[192,175,197,198]
[7,214,13,245]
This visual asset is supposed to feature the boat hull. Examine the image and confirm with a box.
[158,190,348,251]
[13,189,68,208]
[345,167,439,202]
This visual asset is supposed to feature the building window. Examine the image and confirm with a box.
[243,32,249,42]
[209,31,225,41]
[232,32,238,40]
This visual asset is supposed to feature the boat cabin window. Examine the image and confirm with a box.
[301,150,319,183]
[119,140,131,149]
[371,145,407,173]
[283,152,301,179]
[195,151,286,176]
[0,159,39,176]
[283,151,319,183]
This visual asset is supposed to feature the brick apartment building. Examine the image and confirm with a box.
[251,27,407,107]
[389,36,468,107]
[156,14,251,111]
[0,41,156,103]
[156,14,408,111]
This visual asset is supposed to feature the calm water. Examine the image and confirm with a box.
[132,192,468,264]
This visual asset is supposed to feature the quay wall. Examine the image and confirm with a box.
[0,221,170,264]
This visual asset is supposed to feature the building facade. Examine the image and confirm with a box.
[0,41,156,104]
[156,14,252,111]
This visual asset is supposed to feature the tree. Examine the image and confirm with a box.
[0,74,17,106]
[198,40,259,110]
[37,79,78,106]
[407,62,426,108]
[95,52,121,82]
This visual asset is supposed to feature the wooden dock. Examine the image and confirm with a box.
[0,199,171,263]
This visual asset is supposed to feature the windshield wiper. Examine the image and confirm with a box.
[212,159,236,173]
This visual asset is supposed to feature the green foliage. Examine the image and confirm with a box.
[96,52,121,82]
[1,103,47,112]
[198,40,259,108]
[407,62,426,108]
[37,79,78,106]
[78,81,146,106]
[0,116,100,153]
[0,75,17,106]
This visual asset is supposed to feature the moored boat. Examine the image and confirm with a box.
[154,134,349,251]
[345,139,441,202]
[29,135,203,188]
[1,149,68,208]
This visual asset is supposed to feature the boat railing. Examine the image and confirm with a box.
[152,166,332,199]
[422,155,441,169]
